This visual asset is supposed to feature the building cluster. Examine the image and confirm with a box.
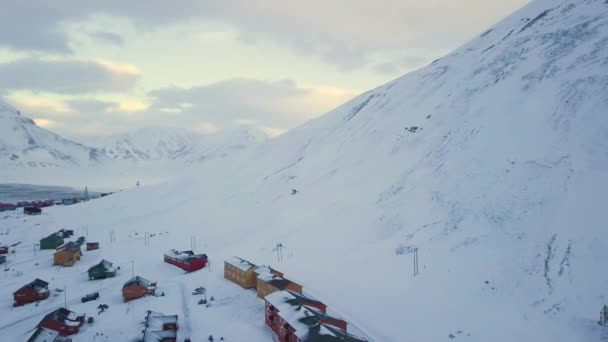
[163,249,208,273]
[224,257,367,342]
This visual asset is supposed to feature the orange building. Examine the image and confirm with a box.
[53,242,81,267]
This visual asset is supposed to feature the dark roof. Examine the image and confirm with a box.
[123,276,155,289]
[38,307,82,327]
[261,274,300,290]
[54,241,81,254]
[88,259,114,273]
[41,233,63,242]
[305,323,368,342]
[285,290,325,307]
[15,278,49,294]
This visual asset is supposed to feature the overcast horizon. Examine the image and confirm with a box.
[1,1,528,141]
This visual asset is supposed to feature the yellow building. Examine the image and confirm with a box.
[224,257,258,288]
[53,242,81,267]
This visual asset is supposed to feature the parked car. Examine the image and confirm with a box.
[81,292,99,303]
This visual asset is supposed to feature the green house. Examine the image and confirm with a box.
[88,259,117,280]
[40,233,64,250]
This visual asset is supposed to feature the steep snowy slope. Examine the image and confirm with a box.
[1,0,607,341]
[0,100,105,168]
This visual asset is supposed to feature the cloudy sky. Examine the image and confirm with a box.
[0,1,528,140]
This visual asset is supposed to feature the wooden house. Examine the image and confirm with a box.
[36,307,85,336]
[27,327,60,342]
[40,233,64,250]
[224,257,258,288]
[164,250,208,273]
[143,311,178,342]
[87,259,117,280]
[86,242,99,251]
[122,276,156,302]
[13,278,50,306]
[264,290,366,342]
[24,207,42,215]
[53,242,81,267]
[256,269,302,299]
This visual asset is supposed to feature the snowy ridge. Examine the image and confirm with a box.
[1,0,608,341]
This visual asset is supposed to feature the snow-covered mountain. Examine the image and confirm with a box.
[1,0,607,341]
[0,99,105,168]
[96,126,269,163]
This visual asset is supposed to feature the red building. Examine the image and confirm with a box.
[163,250,208,272]
[0,245,8,254]
[122,276,157,302]
[13,279,50,307]
[37,307,85,336]
[264,290,367,342]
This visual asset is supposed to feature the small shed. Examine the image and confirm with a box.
[86,242,99,251]
[62,199,74,206]
[40,233,65,250]
[256,270,302,299]
[53,242,82,267]
[87,259,117,280]
[13,278,50,306]
[122,276,156,302]
[224,257,258,288]
[37,307,85,336]
[24,207,42,215]
[164,250,208,273]
[0,244,8,254]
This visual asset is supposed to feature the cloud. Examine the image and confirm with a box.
[0,1,529,69]
[0,57,140,94]
[89,31,124,46]
[148,78,358,130]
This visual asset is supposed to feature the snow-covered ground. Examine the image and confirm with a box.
[1,0,608,341]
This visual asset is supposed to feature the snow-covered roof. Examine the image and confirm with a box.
[265,291,351,340]
[257,271,300,290]
[143,311,178,342]
[123,276,155,289]
[54,241,81,254]
[88,259,116,273]
[225,256,256,272]
[165,249,207,262]
[38,308,83,328]
[26,327,59,342]
[15,278,49,294]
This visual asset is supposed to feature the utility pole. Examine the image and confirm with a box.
[131,260,135,278]
[413,248,419,277]
[275,243,284,262]
[64,286,67,309]
[84,187,89,202]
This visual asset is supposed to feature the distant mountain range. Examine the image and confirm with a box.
[0,99,268,169]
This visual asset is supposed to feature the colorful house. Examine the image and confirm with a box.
[143,311,178,342]
[0,244,8,254]
[164,250,208,273]
[257,269,302,299]
[224,257,258,288]
[264,290,366,342]
[13,278,50,307]
[53,242,82,267]
[36,307,85,336]
[87,259,117,280]
[122,276,156,302]
[40,233,64,250]
[24,207,42,215]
